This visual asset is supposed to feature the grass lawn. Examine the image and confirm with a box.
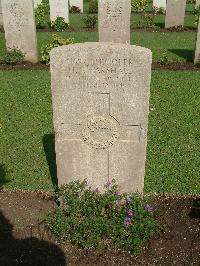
[0,31,197,62]
[69,13,197,30]
[0,70,199,193]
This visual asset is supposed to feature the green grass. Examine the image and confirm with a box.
[145,71,200,194]
[69,13,197,29]
[0,71,53,190]
[0,70,199,193]
[0,31,196,62]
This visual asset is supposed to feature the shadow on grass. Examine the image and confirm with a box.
[43,134,58,189]
[154,22,165,28]
[0,211,66,265]
[0,164,10,187]
[168,49,194,62]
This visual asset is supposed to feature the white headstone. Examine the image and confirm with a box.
[2,0,38,63]
[196,0,200,9]
[0,0,3,26]
[165,0,186,28]
[153,0,166,11]
[49,0,69,23]
[194,16,200,63]
[98,0,131,43]
[50,43,152,194]
[70,0,83,12]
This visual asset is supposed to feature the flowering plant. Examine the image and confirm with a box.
[45,179,163,254]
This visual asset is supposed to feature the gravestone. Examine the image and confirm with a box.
[98,0,131,43]
[0,0,3,26]
[165,0,186,28]
[2,0,38,63]
[50,43,152,193]
[34,0,42,8]
[153,0,166,11]
[70,0,83,12]
[194,16,200,63]
[196,0,200,9]
[49,0,69,23]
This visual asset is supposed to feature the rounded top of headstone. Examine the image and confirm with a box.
[50,43,152,70]
[51,42,152,56]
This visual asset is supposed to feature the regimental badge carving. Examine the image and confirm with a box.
[82,115,120,149]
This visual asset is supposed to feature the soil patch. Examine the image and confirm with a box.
[0,190,199,265]
[0,61,200,71]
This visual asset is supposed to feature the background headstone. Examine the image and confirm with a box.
[98,0,131,43]
[194,16,200,63]
[196,0,200,9]
[49,0,69,23]
[34,0,42,8]
[70,0,83,12]
[165,0,186,28]
[153,0,166,11]
[2,0,38,63]
[0,0,3,26]
[50,43,152,193]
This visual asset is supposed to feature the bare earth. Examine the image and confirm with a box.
[0,190,199,266]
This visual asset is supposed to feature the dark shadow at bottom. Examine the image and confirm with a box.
[0,211,66,265]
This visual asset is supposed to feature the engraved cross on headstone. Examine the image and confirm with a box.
[70,91,142,182]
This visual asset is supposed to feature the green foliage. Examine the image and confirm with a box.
[70,5,81,13]
[51,17,69,31]
[3,49,25,64]
[35,2,49,29]
[82,15,97,28]
[40,34,73,64]
[131,0,148,13]
[88,0,98,13]
[160,51,169,65]
[45,180,163,253]
[136,14,155,28]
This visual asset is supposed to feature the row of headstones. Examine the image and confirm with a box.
[0,0,83,26]
[1,0,200,27]
[34,0,83,13]
[1,0,200,64]
[154,0,200,28]
[154,0,200,11]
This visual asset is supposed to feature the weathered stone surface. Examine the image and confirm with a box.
[194,16,200,63]
[98,0,131,43]
[69,0,83,12]
[165,0,186,28]
[196,0,200,8]
[49,0,69,23]
[50,43,152,194]
[0,0,3,26]
[153,0,166,11]
[2,0,38,63]
[34,0,42,8]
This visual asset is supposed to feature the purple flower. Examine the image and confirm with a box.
[105,180,112,188]
[124,216,132,226]
[94,188,100,193]
[127,209,134,218]
[145,204,153,212]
